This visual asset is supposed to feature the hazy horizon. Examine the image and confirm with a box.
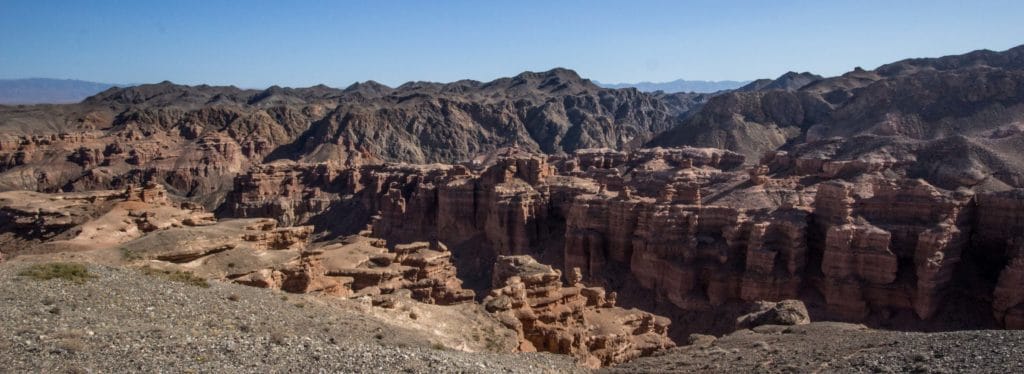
[3,72,755,90]
[2,0,1023,88]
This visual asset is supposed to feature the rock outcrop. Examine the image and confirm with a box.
[483,256,673,367]
[123,220,476,306]
[0,183,215,257]
[735,299,811,329]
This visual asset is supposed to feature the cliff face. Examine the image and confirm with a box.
[811,179,974,320]
[979,190,1024,328]
[216,144,1024,335]
[219,149,568,287]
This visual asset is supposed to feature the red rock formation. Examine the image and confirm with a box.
[812,179,973,320]
[980,190,1024,328]
[214,148,1024,331]
[234,233,475,305]
[483,255,673,367]
[993,240,1024,329]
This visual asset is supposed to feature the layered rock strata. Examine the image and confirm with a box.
[0,183,215,256]
[565,191,810,311]
[219,145,1024,330]
[811,179,974,320]
[483,255,673,367]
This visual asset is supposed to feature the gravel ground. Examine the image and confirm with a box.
[604,322,1024,373]
[0,263,581,373]
[8,261,1024,374]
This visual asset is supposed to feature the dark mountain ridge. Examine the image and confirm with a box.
[1,45,1024,205]
[649,44,1024,191]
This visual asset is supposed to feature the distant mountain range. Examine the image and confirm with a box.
[0,78,120,104]
[0,77,751,104]
[596,79,750,93]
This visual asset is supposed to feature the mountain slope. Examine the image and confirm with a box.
[649,44,1024,190]
[0,68,709,205]
[2,44,1024,207]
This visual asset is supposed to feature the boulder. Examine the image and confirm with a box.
[736,300,811,329]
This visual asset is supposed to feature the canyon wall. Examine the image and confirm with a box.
[218,145,1024,332]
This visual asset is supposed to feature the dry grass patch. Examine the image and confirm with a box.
[18,263,95,284]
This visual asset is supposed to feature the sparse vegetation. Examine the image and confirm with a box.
[18,263,95,284]
[138,267,209,288]
[485,337,503,352]
[120,247,142,260]
[55,338,87,354]
[483,328,506,352]
[269,331,290,345]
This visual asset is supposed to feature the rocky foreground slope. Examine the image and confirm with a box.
[0,263,581,373]
[1,184,673,367]
[605,322,1024,373]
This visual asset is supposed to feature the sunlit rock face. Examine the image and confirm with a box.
[215,143,1024,332]
[483,255,673,367]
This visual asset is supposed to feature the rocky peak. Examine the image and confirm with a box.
[484,67,600,95]
[738,71,823,92]
[247,85,344,105]
[343,80,393,97]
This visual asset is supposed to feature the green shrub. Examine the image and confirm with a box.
[18,263,95,284]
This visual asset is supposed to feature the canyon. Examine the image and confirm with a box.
[214,144,1024,336]
[2,44,1024,369]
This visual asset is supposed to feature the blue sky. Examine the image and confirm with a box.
[1,0,1022,88]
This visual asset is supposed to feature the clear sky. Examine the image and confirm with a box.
[1,0,1022,88]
